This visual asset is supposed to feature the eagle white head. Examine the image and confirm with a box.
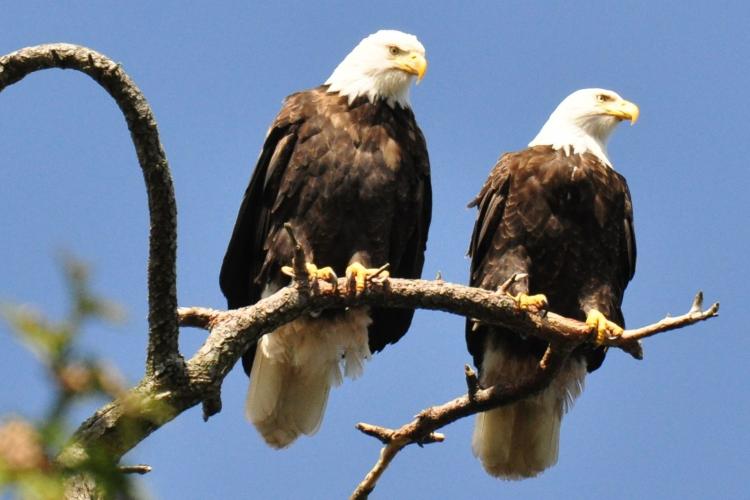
[325,30,427,108]
[529,88,639,167]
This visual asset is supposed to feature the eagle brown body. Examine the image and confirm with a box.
[221,84,431,447]
[468,145,635,371]
[222,85,431,360]
[467,144,636,478]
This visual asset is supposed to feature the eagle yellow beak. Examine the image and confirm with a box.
[602,98,640,125]
[396,52,428,83]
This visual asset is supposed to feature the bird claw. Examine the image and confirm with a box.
[496,274,547,313]
[513,292,548,312]
[345,262,390,295]
[281,263,338,291]
[586,309,624,345]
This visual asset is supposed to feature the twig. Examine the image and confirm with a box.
[350,424,446,499]
[689,291,704,314]
[118,464,152,475]
[284,223,309,290]
[368,263,391,281]
[176,306,218,329]
[464,365,479,399]
[349,292,718,497]
[617,297,718,343]
[497,272,527,296]
[539,345,554,370]
[350,348,569,499]
[355,423,444,447]
[350,439,404,500]
[355,423,394,445]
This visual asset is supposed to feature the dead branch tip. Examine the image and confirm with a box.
[689,291,704,314]
[118,464,152,475]
[464,364,479,398]
[356,423,394,444]
[283,223,309,288]
[498,272,527,295]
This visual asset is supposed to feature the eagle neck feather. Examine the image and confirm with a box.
[528,115,621,168]
[324,70,413,109]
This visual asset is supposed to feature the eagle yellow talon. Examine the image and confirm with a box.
[281,263,338,289]
[586,309,624,345]
[345,262,390,295]
[513,292,548,311]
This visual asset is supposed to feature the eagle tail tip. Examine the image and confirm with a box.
[473,400,561,480]
[245,311,372,448]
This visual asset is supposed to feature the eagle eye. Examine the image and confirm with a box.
[388,45,401,56]
[596,94,613,103]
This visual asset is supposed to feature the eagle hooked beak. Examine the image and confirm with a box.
[396,51,428,83]
[602,98,640,125]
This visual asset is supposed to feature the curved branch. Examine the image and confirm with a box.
[0,44,180,376]
[1,44,720,499]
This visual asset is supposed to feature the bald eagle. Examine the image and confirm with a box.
[466,88,639,478]
[220,30,431,448]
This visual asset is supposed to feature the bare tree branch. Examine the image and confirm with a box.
[283,223,311,291]
[0,43,721,498]
[349,294,718,499]
[464,364,480,398]
[118,464,152,475]
[0,43,180,378]
[617,292,719,343]
[59,274,717,481]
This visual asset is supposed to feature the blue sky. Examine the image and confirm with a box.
[1,1,748,498]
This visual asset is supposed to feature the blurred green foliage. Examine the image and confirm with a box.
[0,255,146,499]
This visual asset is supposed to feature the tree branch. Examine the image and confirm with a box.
[349,293,718,498]
[0,43,720,499]
[617,291,719,343]
[59,275,717,477]
[118,464,152,475]
[0,43,180,377]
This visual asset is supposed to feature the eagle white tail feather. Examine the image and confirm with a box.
[472,350,585,479]
[245,308,372,448]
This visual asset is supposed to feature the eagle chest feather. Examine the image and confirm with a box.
[513,155,626,284]
[287,107,415,267]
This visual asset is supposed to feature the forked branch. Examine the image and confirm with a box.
[349,294,718,499]
[0,43,721,499]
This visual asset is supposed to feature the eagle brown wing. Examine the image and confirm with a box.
[465,151,519,366]
[619,171,637,286]
[368,114,431,353]
[467,153,513,284]
[219,95,305,311]
[220,87,431,373]
[465,146,636,372]
[219,89,318,374]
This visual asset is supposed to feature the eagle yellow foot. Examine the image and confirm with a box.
[345,262,390,295]
[281,263,338,289]
[586,309,624,345]
[513,292,548,312]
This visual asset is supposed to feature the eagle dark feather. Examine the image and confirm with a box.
[467,144,636,478]
[467,145,635,372]
[221,86,431,368]
[220,84,430,447]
